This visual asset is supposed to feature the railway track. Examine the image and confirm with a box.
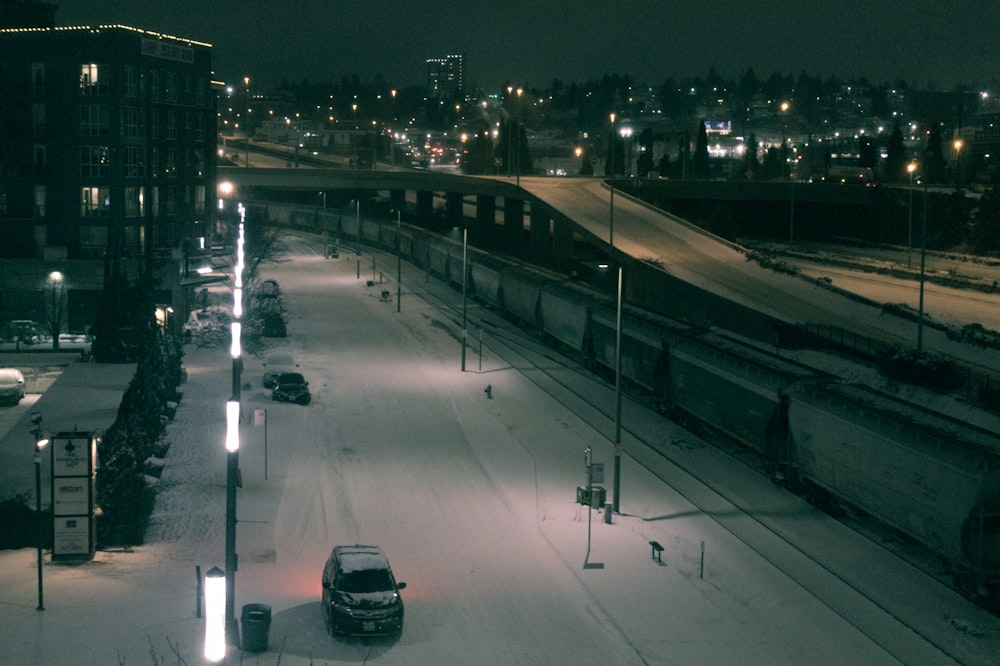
[394,252,966,665]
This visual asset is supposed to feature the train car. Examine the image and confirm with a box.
[500,267,544,328]
[470,258,503,308]
[590,305,675,394]
[361,218,382,245]
[538,283,594,353]
[426,237,450,280]
[667,334,818,462]
[786,380,1000,585]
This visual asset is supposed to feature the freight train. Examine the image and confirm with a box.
[280,204,1000,600]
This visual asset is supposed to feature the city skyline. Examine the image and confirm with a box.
[57,0,1000,93]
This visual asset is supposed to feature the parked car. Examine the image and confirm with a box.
[0,368,26,405]
[321,545,406,637]
[272,372,311,404]
[262,352,296,389]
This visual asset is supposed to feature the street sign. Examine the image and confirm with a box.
[591,462,605,484]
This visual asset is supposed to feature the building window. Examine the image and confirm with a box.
[150,70,160,102]
[167,110,177,140]
[80,105,110,136]
[81,186,111,216]
[34,185,45,217]
[166,148,177,177]
[124,66,138,98]
[31,63,45,96]
[165,185,177,215]
[125,186,140,217]
[80,146,110,177]
[124,146,144,178]
[80,64,108,95]
[165,72,177,103]
[195,77,206,106]
[151,186,160,217]
[195,184,206,213]
[123,106,141,138]
[194,112,204,140]
[150,147,160,177]
[32,103,46,138]
[194,148,206,176]
[34,145,46,169]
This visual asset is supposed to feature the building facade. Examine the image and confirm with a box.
[0,17,216,261]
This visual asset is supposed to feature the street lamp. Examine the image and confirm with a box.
[609,112,617,247]
[460,225,468,372]
[917,173,929,353]
[515,87,523,187]
[204,566,226,661]
[223,213,245,647]
[907,162,918,267]
[30,411,49,611]
[599,262,624,512]
[45,271,64,350]
[396,209,402,313]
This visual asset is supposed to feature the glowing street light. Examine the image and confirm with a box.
[907,162,918,267]
[204,566,226,661]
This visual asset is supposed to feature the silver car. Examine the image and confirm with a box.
[0,368,25,405]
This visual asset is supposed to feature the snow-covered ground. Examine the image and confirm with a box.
[2,239,1000,665]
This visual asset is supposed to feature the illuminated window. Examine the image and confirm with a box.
[80,64,108,95]
[81,186,110,216]
[125,186,140,218]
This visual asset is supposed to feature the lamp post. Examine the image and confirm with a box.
[599,263,624,513]
[30,412,49,611]
[204,566,226,662]
[396,209,402,313]
[460,226,468,372]
[243,77,251,169]
[917,175,929,353]
[515,87,523,187]
[609,112,616,247]
[907,162,917,267]
[45,271,64,350]
[780,101,794,243]
[224,212,246,647]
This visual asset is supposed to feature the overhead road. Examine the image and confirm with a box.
[220,163,1000,373]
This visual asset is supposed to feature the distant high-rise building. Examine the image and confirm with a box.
[426,54,464,99]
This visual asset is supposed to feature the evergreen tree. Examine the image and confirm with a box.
[745,133,760,179]
[970,184,1000,254]
[691,120,711,179]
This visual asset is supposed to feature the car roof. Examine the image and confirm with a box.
[0,368,24,379]
[332,545,389,572]
[277,372,305,382]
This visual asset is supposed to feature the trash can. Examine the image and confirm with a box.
[241,603,271,652]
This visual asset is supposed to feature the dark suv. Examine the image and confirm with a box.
[321,545,406,637]
[272,372,311,405]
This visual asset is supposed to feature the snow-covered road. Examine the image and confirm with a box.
[2,238,999,664]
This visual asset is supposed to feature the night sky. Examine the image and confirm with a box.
[55,0,999,91]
